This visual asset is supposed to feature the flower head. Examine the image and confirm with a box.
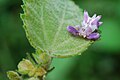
[67,10,103,40]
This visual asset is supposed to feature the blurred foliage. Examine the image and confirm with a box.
[0,0,120,80]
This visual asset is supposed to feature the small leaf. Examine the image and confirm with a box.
[21,0,93,58]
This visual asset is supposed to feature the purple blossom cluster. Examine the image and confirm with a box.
[67,10,103,40]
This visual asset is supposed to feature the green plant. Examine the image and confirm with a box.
[7,0,102,80]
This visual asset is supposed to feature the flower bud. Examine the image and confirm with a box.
[7,71,21,80]
[18,59,35,75]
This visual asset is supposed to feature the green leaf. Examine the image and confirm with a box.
[21,0,93,58]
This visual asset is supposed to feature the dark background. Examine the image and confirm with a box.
[0,0,120,80]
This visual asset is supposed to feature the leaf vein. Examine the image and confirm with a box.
[51,3,67,48]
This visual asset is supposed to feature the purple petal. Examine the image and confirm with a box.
[67,26,79,36]
[84,10,89,22]
[91,15,102,26]
[87,33,100,40]
[96,15,102,21]
[85,27,92,36]
[98,22,103,26]
[91,20,98,26]
[92,14,96,18]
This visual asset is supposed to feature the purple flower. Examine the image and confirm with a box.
[67,10,103,40]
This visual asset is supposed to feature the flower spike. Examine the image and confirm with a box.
[67,10,103,40]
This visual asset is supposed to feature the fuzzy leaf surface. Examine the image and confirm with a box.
[21,0,93,58]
